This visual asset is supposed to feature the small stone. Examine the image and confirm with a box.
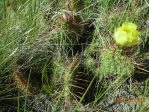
[146,19,149,27]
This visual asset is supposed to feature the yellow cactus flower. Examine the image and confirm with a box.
[114,22,141,47]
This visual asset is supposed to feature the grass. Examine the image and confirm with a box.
[0,0,149,112]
